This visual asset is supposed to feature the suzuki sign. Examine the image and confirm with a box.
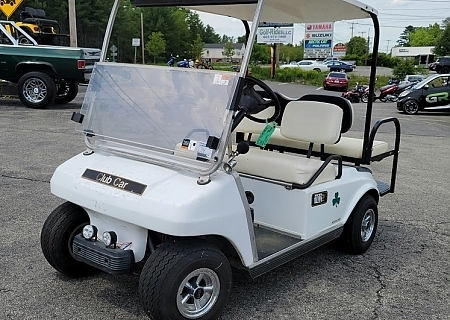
[304,22,334,59]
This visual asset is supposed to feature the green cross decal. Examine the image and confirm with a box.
[332,192,341,207]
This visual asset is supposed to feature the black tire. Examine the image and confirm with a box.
[323,85,328,91]
[139,239,232,320]
[440,66,450,74]
[41,202,98,277]
[361,93,369,103]
[379,96,387,102]
[18,35,33,45]
[313,68,321,72]
[17,71,57,108]
[403,99,420,115]
[338,195,378,254]
[55,82,79,104]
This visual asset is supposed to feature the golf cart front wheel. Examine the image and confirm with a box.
[138,239,232,320]
[339,195,378,254]
[40,202,98,277]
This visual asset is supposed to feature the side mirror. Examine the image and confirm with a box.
[424,84,429,90]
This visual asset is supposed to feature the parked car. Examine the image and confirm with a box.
[280,60,328,72]
[397,74,450,114]
[400,74,426,85]
[325,60,354,72]
[432,56,450,74]
[323,72,349,91]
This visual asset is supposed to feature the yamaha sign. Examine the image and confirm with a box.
[304,22,334,59]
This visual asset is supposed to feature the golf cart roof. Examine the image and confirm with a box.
[130,0,377,22]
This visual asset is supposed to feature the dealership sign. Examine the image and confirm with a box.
[333,43,346,57]
[257,27,294,44]
[304,22,334,58]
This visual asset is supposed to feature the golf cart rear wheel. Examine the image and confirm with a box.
[40,202,98,277]
[55,81,79,104]
[403,99,419,114]
[138,239,232,320]
[339,195,378,254]
[17,71,57,108]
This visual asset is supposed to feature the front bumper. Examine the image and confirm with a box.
[73,234,135,275]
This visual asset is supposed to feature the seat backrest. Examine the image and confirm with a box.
[280,101,343,145]
[299,94,353,133]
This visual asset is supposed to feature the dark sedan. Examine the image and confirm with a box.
[397,74,450,114]
[325,60,354,72]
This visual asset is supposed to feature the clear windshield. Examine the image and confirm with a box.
[77,63,238,174]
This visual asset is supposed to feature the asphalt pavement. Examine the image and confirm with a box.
[0,84,449,320]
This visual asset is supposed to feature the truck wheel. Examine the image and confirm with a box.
[139,239,232,320]
[41,202,98,277]
[55,82,79,104]
[18,71,57,108]
[440,67,450,74]
[403,99,419,114]
[339,195,378,254]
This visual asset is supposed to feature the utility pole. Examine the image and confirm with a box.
[365,28,370,66]
[350,22,355,38]
[68,0,77,47]
[386,40,391,53]
[141,12,145,64]
[359,31,366,38]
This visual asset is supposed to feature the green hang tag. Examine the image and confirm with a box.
[255,121,277,148]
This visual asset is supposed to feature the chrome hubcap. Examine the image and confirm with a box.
[176,268,220,319]
[23,78,47,103]
[361,209,375,242]
[405,101,418,113]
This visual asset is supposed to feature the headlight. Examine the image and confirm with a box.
[399,90,410,98]
[82,225,97,240]
[102,231,118,248]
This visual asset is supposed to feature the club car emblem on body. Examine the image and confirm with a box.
[82,169,147,195]
[332,192,341,207]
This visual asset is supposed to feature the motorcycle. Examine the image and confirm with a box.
[341,83,367,103]
[361,81,416,103]
[167,56,176,67]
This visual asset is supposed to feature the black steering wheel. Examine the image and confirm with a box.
[239,76,281,123]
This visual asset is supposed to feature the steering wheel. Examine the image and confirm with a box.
[239,76,281,123]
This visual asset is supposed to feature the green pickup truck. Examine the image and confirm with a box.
[0,21,100,108]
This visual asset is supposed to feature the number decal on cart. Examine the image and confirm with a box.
[312,191,328,207]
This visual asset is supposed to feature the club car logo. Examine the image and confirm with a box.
[312,191,328,207]
[425,92,449,103]
[82,169,147,195]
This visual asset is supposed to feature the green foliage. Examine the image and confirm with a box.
[341,54,363,66]
[279,43,304,63]
[434,24,450,56]
[392,59,416,80]
[346,36,367,57]
[10,0,223,63]
[223,42,235,61]
[191,34,204,61]
[146,32,166,64]
[250,43,270,64]
[409,23,442,47]
[397,25,416,47]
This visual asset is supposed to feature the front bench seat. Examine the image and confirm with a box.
[235,101,343,186]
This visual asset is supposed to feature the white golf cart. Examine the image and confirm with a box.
[41,1,400,319]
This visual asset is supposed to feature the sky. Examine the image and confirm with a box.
[196,0,450,53]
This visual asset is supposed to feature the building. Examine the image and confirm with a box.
[202,43,246,63]
[391,46,435,66]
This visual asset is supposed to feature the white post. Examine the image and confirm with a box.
[68,0,77,47]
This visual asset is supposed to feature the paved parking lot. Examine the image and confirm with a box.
[0,84,449,320]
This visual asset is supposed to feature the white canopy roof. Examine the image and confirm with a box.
[184,0,377,23]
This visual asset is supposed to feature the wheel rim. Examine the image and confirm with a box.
[22,77,48,103]
[404,100,419,114]
[361,209,376,242]
[176,268,220,319]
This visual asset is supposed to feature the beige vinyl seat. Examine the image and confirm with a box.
[235,101,343,186]
[236,97,389,161]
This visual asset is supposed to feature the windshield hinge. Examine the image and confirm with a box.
[71,112,84,124]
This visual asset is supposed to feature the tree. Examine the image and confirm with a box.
[221,35,234,43]
[146,32,166,64]
[409,23,442,47]
[191,34,204,61]
[346,36,367,57]
[223,42,235,62]
[250,42,270,64]
[397,25,416,47]
[442,17,450,28]
[392,59,416,79]
[434,24,450,56]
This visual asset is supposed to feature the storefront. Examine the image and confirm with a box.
[391,46,435,67]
